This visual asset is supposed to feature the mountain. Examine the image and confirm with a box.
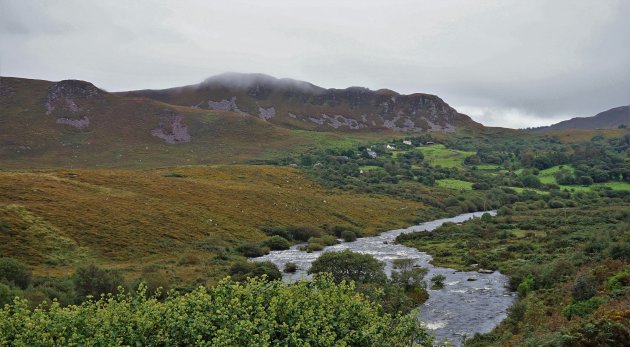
[529,106,630,132]
[0,76,366,169]
[118,72,482,132]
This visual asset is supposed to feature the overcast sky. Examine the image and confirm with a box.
[1,0,628,128]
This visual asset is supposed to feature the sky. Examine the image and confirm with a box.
[1,0,629,128]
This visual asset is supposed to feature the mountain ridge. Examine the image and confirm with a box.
[529,105,630,132]
[117,72,483,133]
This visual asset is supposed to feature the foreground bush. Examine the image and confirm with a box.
[0,274,432,346]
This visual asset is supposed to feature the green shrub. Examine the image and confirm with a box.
[572,274,598,301]
[0,282,20,307]
[0,258,32,289]
[0,275,432,346]
[320,234,340,246]
[73,264,124,301]
[340,230,357,242]
[430,274,446,289]
[309,250,386,284]
[235,243,267,258]
[517,274,535,297]
[306,241,325,252]
[284,262,298,273]
[229,261,281,282]
[548,200,565,209]
[287,226,322,242]
[263,236,291,250]
[562,296,606,320]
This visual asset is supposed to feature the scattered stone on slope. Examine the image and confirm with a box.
[56,116,90,129]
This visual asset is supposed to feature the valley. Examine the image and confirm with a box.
[1,74,630,346]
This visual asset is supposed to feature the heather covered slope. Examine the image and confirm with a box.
[118,72,483,133]
[0,165,428,282]
[0,77,379,169]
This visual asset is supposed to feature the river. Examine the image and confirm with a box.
[253,211,515,345]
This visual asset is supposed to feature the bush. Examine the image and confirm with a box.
[0,258,31,289]
[572,274,598,301]
[263,236,291,250]
[229,261,281,282]
[0,282,20,306]
[430,274,446,289]
[306,241,325,252]
[340,230,357,242]
[73,264,124,301]
[548,200,565,209]
[562,296,606,320]
[284,262,298,273]
[287,226,322,242]
[309,250,386,284]
[0,275,431,346]
[517,274,535,297]
[320,234,340,246]
[235,243,267,258]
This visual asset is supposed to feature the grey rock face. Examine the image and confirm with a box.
[45,80,101,115]
[207,97,240,112]
[308,114,368,129]
[258,106,276,120]
[151,109,191,144]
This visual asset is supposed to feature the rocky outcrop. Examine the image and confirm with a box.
[258,106,276,120]
[120,73,483,133]
[45,80,102,129]
[151,109,191,143]
[207,97,240,112]
[309,114,368,129]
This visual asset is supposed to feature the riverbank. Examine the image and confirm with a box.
[255,211,515,345]
[397,202,630,346]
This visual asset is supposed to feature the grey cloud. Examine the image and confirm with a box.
[1,0,628,128]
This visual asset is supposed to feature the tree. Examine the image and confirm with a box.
[521,174,542,189]
[73,264,123,300]
[0,258,31,289]
[308,250,386,284]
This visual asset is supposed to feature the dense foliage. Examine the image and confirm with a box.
[0,275,432,346]
[397,192,630,346]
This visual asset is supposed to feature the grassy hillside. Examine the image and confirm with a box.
[0,165,428,284]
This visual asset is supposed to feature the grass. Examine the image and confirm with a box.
[416,144,475,168]
[0,165,428,284]
[537,165,574,184]
[436,179,473,190]
[559,181,630,192]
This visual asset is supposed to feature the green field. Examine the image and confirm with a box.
[436,179,473,190]
[417,144,475,168]
[537,165,575,184]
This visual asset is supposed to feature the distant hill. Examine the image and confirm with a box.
[118,72,482,133]
[0,76,357,169]
[529,106,630,132]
